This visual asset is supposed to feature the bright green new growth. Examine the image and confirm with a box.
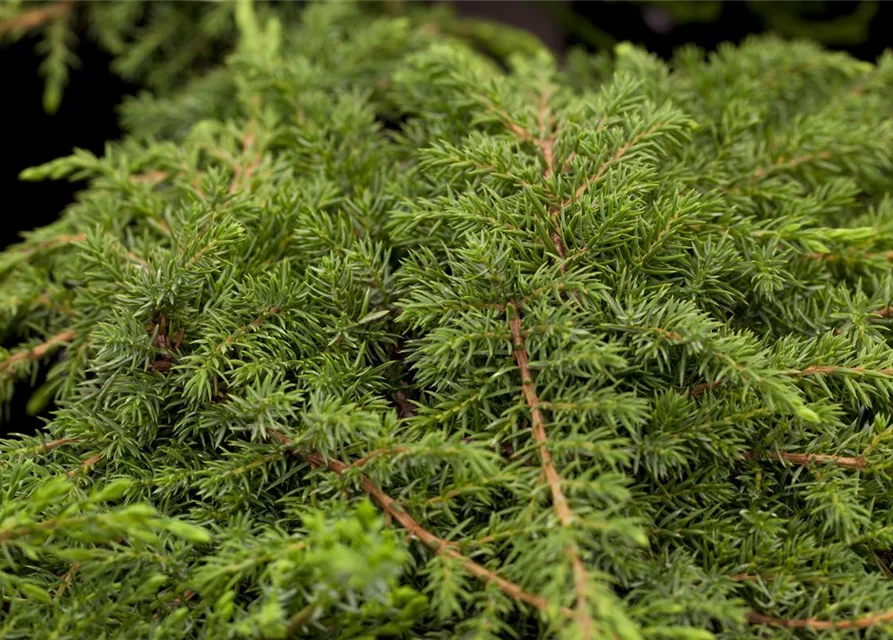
[5,2,893,638]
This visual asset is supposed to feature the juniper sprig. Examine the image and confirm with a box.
[4,2,893,638]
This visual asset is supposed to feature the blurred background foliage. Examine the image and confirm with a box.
[657,1,878,44]
[0,0,891,427]
[557,1,885,55]
[2,1,889,120]
[0,0,889,253]
[1,0,891,252]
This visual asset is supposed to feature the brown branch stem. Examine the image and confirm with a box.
[347,447,412,469]
[745,451,866,470]
[808,249,893,263]
[751,151,833,180]
[269,431,564,617]
[747,609,893,630]
[14,233,86,259]
[0,329,76,373]
[492,87,569,270]
[54,562,78,600]
[535,87,556,179]
[563,124,663,209]
[790,365,893,377]
[229,107,262,196]
[68,453,104,478]
[0,0,73,36]
[42,437,81,452]
[691,363,893,397]
[508,307,596,639]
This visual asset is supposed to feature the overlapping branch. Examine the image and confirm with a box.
[744,451,866,470]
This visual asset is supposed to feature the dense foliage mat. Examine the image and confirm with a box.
[4,3,893,638]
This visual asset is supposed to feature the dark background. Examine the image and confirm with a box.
[2,1,893,431]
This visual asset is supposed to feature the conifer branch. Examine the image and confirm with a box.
[482,100,535,144]
[347,447,412,469]
[1,514,86,543]
[217,306,282,352]
[636,209,688,269]
[55,562,78,600]
[129,166,205,195]
[0,0,73,36]
[806,249,893,263]
[6,8,893,636]
[1,438,80,463]
[128,170,169,185]
[0,329,76,373]
[228,133,261,195]
[692,363,893,397]
[424,474,512,506]
[751,151,833,180]
[492,85,568,266]
[746,451,867,470]
[269,431,565,618]
[286,602,321,636]
[68,454,103,478]
[746,609,893,630]
[789,365,893,377]
[508,306,596,639]
[731,573,760,582]
[563,123,664,209]
[862,426,893,458]
[14,233,86,258]
[518,81,574,276]
[36,292,74,316]
[229,107,262,196]
[41,437,81,452]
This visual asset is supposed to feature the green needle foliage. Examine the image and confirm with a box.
[5,2,893,638]
[0,0,300,113]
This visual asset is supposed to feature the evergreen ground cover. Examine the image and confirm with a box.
[4,2,893,638]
